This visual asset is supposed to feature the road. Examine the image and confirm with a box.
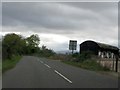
[3,56,118,88]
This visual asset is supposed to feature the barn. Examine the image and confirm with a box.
[80,40,119,58]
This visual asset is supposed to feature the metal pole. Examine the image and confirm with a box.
[115,55,118,72]
[72,49,73,54]
[112,58,114,71]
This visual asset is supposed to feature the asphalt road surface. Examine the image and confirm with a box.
[3,56,118,88]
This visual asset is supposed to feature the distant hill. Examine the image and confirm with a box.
[55,50,78,54]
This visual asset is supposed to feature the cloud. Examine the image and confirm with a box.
[2,2,118,51]
[2,0,119,2]
[3,2,117,29]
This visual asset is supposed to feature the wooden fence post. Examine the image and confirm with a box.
[115,55,118,72]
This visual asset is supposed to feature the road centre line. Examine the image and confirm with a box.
[40,61,44,63]
[44,64,51,68]
[54,70,72,84]
[38,59,72,83]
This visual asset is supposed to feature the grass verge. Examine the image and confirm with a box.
[62,60,110,71]
[2,55,22,73]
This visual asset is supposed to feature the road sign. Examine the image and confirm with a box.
[69,40,77,51]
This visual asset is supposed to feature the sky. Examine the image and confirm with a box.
[1,1,119,52]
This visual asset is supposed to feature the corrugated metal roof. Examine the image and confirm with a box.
[96,42,118,51]
[80,40,119,51]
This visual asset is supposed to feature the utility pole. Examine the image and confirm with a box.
[115,54,118,72]
[72,49,74,54]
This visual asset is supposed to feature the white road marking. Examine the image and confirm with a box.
[40,61,43,63]
[44,64,51,68]
[54,70,72,84]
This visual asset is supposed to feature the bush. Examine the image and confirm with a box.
[81,60,110,71]
[73,51,94,62]
[62,59,110,71]
[59,51,94,62]
[72,52,79,57]
[62,51,110,71]
[49,54,72,61]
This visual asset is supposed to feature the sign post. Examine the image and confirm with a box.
[69,40,77,54]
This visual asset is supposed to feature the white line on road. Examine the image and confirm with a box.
[40,61,44,63]
[44,64,51,68]
[54,70,72,84]
[37,59,39,61]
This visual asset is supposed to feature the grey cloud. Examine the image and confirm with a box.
[2,2,117,31]
[2,0,119,2]
[62,2,118,25]
[2,2,118,51]
[0,2,1,40]
[118,2,120,48]
[3,3,79,29]
[62,2,117,12]
[47,42,69,51]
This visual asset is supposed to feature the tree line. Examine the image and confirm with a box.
[2,33,55,60]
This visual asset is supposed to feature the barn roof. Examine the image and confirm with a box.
[96,42,119,51]
[81,40,119,51]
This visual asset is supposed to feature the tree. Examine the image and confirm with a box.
[2,33,25,59]
[41,45,47,50]
[25,34,40,54]
[39,45,55,57]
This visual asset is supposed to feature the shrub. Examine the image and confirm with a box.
[81,60,102,71]
[62,59,110,71]
[76,51,94,62]
[72,52,79,58]
[49,54,72,61]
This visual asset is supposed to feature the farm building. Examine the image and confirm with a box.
[80,40,120,72]
[80,40,119,58]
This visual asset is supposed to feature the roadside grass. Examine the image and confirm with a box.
[62,60,110,71]
[2,55,22,73]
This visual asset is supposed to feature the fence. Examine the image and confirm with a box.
[97,58,120,72]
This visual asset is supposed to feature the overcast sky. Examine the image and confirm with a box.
[2,1,119,52]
